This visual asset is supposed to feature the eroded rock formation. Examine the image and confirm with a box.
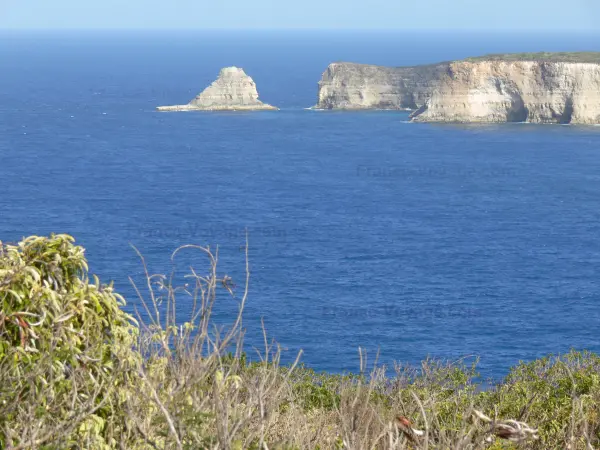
[315,53,600,124]
[158,67,278,112]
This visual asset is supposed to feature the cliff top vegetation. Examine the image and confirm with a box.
[463,51,600,63]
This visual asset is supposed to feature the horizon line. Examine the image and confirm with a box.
[1,27,600,33]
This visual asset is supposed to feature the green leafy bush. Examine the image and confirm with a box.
[0,234,139,448]
[480,351,600,447]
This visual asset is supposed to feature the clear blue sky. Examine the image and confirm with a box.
[1,0,599,30]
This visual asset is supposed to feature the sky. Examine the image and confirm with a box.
[1,0,599,31]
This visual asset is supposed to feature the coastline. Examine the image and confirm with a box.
[157,104,279,112]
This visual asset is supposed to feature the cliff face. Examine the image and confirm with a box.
[315,55,600,124]
[315,62,447,110]
[158,67,278,112]
[411,61,600,124]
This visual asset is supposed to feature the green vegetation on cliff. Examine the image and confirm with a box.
[463,52,600,63]
[1,234,600,449]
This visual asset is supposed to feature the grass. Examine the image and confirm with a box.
[462,52,600,63]
[1,234,600,449]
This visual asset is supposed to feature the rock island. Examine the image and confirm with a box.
[158,67,278,112]
[315,52,600,124]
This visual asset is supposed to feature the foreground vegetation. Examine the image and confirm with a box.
[1,235,600,449]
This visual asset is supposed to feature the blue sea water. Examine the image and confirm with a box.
[2,30,600,378]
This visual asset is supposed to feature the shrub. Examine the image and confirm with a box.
[0,234,139,448]
[481,351,600,448]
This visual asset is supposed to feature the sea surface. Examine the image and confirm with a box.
[2,30,600,378]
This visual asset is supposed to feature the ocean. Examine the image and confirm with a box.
[1,30,600,378]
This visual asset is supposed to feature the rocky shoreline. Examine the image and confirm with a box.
[157,104,278,112]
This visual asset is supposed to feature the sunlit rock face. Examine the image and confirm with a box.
[315,62,446,110]
[411,60,600,124]
[158,67,278,111]
[315,54,600,124]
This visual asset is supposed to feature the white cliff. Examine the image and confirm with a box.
[411,59,600,124]
[315,53,600,124]
[158,67,278,112]
[315,62,446,110]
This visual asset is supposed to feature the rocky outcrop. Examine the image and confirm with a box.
[315,54,600,124]
[158,67,278,111]
[315,62,447,110]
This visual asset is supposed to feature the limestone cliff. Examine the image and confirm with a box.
[315,62,447,110]
[158,67,278,112]
[315,53,600,124]
[412,59,600,124]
